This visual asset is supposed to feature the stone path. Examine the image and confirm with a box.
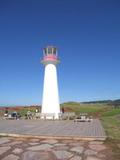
[0,137,113,160]
[0,120,106,140]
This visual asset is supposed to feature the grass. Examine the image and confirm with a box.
[19,108,37,116]
[101,115,120,139]
[61,103,107,115]
[102,108,120,117]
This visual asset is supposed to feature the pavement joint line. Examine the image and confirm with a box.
[0,133,106,141]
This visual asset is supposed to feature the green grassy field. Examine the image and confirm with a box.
[61,102,109,116]
[101,108,120,117]
[101,115,120,139]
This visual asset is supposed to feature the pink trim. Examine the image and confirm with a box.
[43,55,58,61]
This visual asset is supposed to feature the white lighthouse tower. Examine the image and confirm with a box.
[41,46,60,119]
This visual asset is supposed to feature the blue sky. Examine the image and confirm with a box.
[0,0,120,105]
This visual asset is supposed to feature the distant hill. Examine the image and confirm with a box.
[0,105,41,109]
[61,99,120,106]
[82,100,112,104]
[0,99,120,109]
[61,101,80,106]
[82,99,120,106]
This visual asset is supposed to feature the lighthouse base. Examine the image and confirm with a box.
[40,113,58,120]
[41,112,60,120]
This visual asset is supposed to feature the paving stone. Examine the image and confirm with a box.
[54,145,69,150]
[70,155,82,160]
[54,143,66,146]
[2,154,19,160]
[22,143,29,147]
[89,144,106,151]
[89,141,104,145]
[97,153,106,158]
[0,146,11,155]
[22,151,57,160]
[6,141,23,146]
[69,142,84,147]
[0,138,11,145]
[117,143,120,148]
[85,156,102,160]
[27,144,53,151]
[41,139,58,144]
[12,148,23,154]
[53,150,73,159]
[29,142,39,146]
[70,146,84,154]
[84,149,97,156]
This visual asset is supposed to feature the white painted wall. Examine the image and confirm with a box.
[41,63,60,119]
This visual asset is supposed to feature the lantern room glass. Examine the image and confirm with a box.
[44,47,57,56]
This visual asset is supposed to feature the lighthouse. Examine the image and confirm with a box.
[41,46,60,119]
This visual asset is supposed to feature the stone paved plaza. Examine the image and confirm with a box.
[0,119,106,140]
[0,119,109,159]
[0,136,113,160]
